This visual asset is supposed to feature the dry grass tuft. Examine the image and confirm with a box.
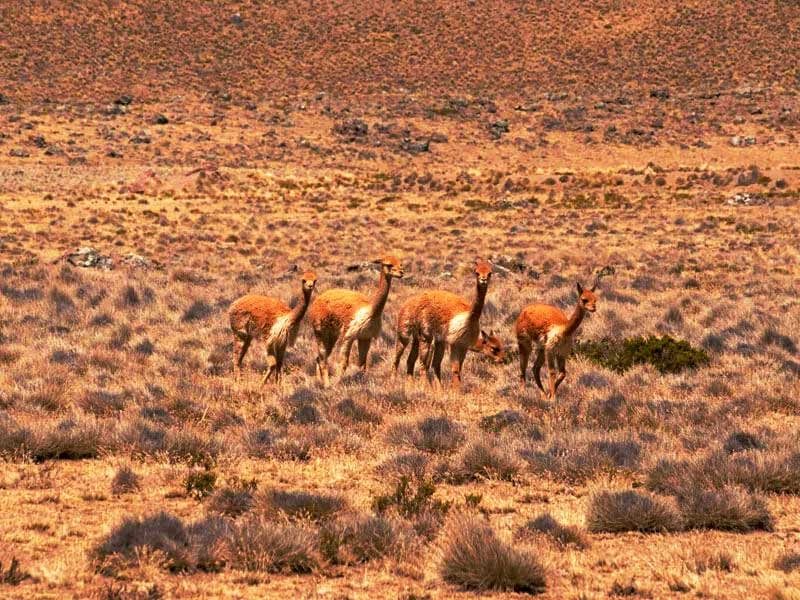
[678,485,773,531]
[449,439,522,482]
[440,515,546,594]
[775,552,800,573]
[111,464,141,495]
[586,490,683,533]
[518,513,589,550]
[388,416,466,454]
[257,489,346,522]
[320,513,408,564]
[227,515,318,573]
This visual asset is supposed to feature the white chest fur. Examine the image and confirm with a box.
[446,311,473,345]
[266,313,293,349]
[345,305,378,339]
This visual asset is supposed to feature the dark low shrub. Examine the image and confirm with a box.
[575,335,710,374]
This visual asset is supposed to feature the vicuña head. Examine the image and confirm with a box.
[471,329,505,363]
[475,258,492,288]
[515,279,600,402]
[374,255,405,280]
[229,269,318,384]
[309,253,404,386]
[576,281,597,313]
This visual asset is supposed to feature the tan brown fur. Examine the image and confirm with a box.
[393,260,496,387]
[515,282,598,401]
[309,255,403,385]
[229,271,317,384]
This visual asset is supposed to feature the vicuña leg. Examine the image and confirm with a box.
[532,349,546,398]
[406,336,419,376]
[518,341,531,387]
[430,341,446,385]
[233,334,252,375]
[393,334,409,372]
[316,338,334,387]
[449,344,468,388]
[544,348,557,400]
[553,355,567,394]
[338,337,355,378]
[357,339,371,371]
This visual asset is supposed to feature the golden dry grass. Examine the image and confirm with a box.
[2,4,800,597]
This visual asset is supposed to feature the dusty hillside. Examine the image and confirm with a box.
[2,1,800,104]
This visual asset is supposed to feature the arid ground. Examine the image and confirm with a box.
[1,2,799,599]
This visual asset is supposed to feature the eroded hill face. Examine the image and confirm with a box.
[2,1,800,104]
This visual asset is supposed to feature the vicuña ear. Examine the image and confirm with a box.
[576,282,584,294]
[480,330,489,341]
[590,284,596,292]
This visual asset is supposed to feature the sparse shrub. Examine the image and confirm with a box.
[0,419,34,459]
[376,451,430,482]
[93,512,193,574]
[450,440,521,482]
[0,557,31,585]
[257,489,345,521]
[227,515,318,573]
[387,417,465,454]
[32,418,108,461]
[692,549,736,573]
[79,390,127,417]
[586,490,683,533]
[440,516,546,594]
[111,464,141,495]
[207,478,257,517]
[575,335,710,374]
[187,516,231,572]
[518,513,589,549]
[775,553,800,573]
[333,398,382,425]
[761,328,797,354]
[609,580,640,596]
[478,410,526,433]
[320,514,405,564]
[372,476,450,539]
[521,433,641,483]
[678,486,773,531]
[185,469,217,499]
[724,431,767,454]
[182,300,214,322]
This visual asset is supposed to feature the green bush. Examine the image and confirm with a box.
[575,335,710,374]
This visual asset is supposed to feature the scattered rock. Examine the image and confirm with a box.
[546,92,568,102]
[121,253,162,270]
[114,95,133,106]
[730,136,756,147]
[130,131,152,144]
[727,193,765,206]
[400,138,429,154]
[346,261,379,273]
[488,119,509,139]
[491,255,540,279]
[231,12,243,25]
[64,247,114,270]
[107,148,123,158]
[0,93,8,104]
[650,88,670,100]
[9,149,29,158]
[514,104,541,112]
[44,146,63,156]
[333,119,368,140]
[153,114,169,125]
[30,135,47,148]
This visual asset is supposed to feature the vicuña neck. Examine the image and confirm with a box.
[290,288,313,325]
[369,270,392,317]
[563,301,586,338]
[468,282,488,323]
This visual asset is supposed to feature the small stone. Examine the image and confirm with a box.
[114,95,133,106]
[9,148,29,157]
[64,247,114,270]
[650,88,670,100]
[153,114,169,125]
[130,131,151,144]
